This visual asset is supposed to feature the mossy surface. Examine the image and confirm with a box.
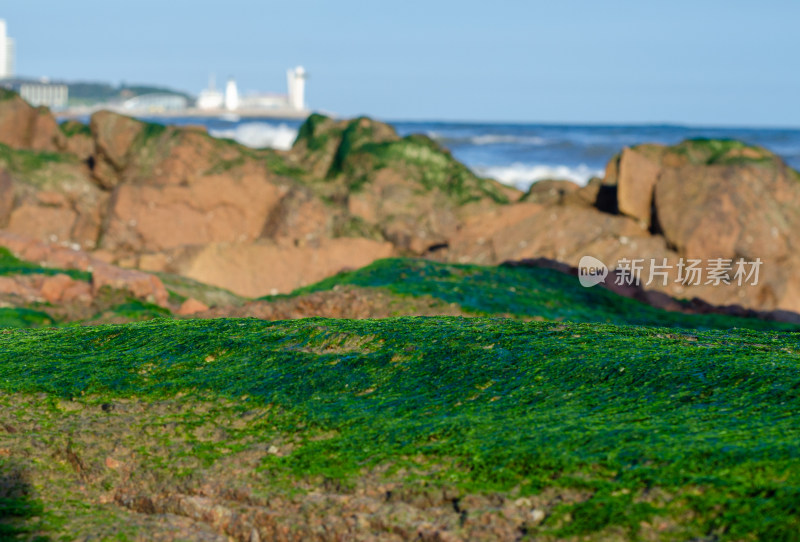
[287,258,796,331]
[669,138,775,166]
[0,247,91,282]
[0,88,17,101]
[58,120,92,138]
[0,143,79,178]
[294,113,341,153]
[154,271,246,308]
[340,133,509,204]
[1,317,800,538]
[294,114,510,205]
[0,307,54,328]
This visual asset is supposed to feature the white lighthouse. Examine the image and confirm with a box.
[197,74,224,110]
[224,77,239,111]
[0,20,15,79]
[286,66,307,111]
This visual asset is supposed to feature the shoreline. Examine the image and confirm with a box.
[56,106,314,121]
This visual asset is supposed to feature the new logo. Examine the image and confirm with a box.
[578,256,608,288]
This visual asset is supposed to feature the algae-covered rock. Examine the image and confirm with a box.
[442,137,800,314]
[290,114,514,253]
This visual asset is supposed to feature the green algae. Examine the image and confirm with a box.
[286,258,797,331]
[0,144,78,178]
[0,307,54,328]
[2,317,800,538]
[0,247,91,282]
[293,114,510,204]
[58,120,92,138]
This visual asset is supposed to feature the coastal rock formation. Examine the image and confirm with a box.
[0,231,169,307]
[2,88,800,315]
[0,89,64,151]
[441,139,800,313]
[0,94,512,297]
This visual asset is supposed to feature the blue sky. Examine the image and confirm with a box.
[4,0,798,125]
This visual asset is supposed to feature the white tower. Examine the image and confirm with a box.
[197,74,224,110]
[0,20,13,79]
[286,66,307,110]
[224,77,239,111]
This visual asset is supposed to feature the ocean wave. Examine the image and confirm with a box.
[474,163,603,189]
[471,134,546,145]
[209,123,299,151]
[427,132,546,146]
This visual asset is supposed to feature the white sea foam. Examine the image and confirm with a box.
[209,123,299,151]
[469,134,546,145]
[474,163,603,189]
[426,132,546,146]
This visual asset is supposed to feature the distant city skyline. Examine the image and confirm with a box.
[3,1,800,126]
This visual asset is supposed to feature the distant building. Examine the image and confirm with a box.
[1,77,69,109]
[194,66,309,115]
[224,78,239,111]
[196,74,224,110]
[19,80,68,109]
[122,93,188,113]
[238,93,290,110]
[286,66,306,110]
[0,19,15,79]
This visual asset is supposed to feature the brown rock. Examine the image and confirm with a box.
[0,168,13,227]
[57,120,94,160]
[562,177,602,207]
[0,231,170,308]
[89,110,144,171]
[91,264,169,307]
[521,179,580,205]
[178,298,210,315]
[7,204,77,244]
[654,162,795,262]
[29,107,65,152]
[259,186,330,244]
[616,146,662,225]
[0,92,62,151]
[39,273,82,304]
[0,275,40,300]
[102,173,283,253]
[169,238,395,297]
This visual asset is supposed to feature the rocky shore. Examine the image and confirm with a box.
[1,86,800,321]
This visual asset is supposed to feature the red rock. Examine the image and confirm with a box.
[178,298,210,315]
[0,231,169,308]
[89,110,144,171]
[102,173,283,253]
[522,179,581,206]
[0,169,13,226]
[6,204,77,243]
[91,264,169,307]
[0,92,62,151]
[168,238,395,297]
[39,274,79,304]
[0,276,40,300]
[616,145,662,225]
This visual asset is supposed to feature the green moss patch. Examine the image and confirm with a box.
[58,120,92,138]
[671,138,775,166]
[288,258,796,331]
[0,307,54,328]
[0,143,79,178]
[0,247,91,282]
[1,317,800,538]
